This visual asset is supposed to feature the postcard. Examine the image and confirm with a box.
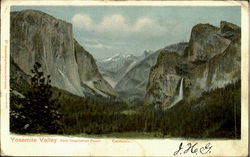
[1,0,249,156]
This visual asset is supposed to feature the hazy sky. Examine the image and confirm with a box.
[11,6,241,59]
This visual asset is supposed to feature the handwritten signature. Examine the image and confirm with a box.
[174,142,212,156]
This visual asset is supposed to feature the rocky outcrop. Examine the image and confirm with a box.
[115,42,188,105]
[187,24,229,63]
[10,56,30,93]
[144,52,186,109]
[74,40,117,96]
[145,21,241,109]
[10,9,116,97]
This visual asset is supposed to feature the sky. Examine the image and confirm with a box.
[11,6,241,60]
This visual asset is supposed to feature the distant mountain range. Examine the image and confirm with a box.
[97,51,153,87]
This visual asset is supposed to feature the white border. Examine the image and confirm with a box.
[1,1,249,156]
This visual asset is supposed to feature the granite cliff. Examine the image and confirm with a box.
[145,21,241,109]
[10,10,117,97]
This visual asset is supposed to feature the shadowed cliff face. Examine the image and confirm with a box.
[74,39,117,96]
[10,10,117,97]
[145,21,241,109]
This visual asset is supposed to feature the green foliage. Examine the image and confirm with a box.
[56,80,240,138]
[160,80,241,138]
[10,62,63,134]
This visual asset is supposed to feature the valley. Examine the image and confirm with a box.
[10,9,241,138]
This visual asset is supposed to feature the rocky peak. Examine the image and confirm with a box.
[186,22,231,64]
[220,21,241,40]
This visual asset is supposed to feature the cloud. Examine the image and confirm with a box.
[72,14,94,30]
[72,14,166,36]
[85,43,112,49]
[81,38,115,50]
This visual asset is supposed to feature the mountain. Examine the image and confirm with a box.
[115,42,188,105]
[145,21,241,109]
[97,53,141,87]
[10,9,117,97]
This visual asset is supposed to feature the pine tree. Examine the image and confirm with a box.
[10,62,63,134]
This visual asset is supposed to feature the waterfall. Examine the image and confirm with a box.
[179,77,184,100]
[166,77,184,109]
